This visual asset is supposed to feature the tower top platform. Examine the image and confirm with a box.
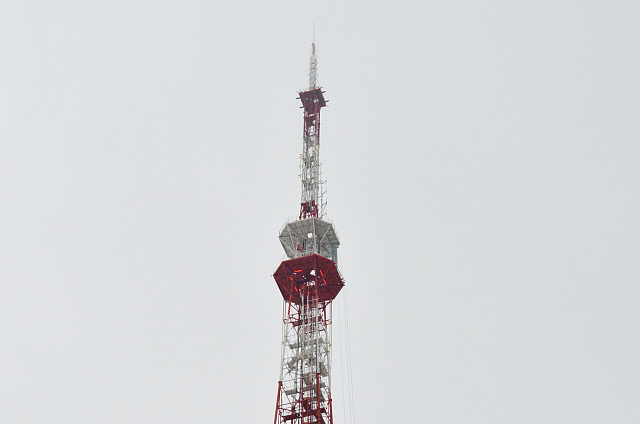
[298,88,327,111]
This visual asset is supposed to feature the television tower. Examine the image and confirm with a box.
[272,42,345,424]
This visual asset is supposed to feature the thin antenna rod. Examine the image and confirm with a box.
[309,39,318,90]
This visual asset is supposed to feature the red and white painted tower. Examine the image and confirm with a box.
[272,43,344,424]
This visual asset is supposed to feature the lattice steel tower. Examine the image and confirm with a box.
[272,43,345,424]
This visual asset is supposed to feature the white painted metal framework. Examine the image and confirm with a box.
[308,43,318,90]
[277,292,333,424]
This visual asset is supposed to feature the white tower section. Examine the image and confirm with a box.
[308,42,318,90]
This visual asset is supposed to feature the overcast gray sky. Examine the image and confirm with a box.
[1,1,639,423]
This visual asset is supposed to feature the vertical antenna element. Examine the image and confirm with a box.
[309,42,318,90]
[299,42,327,220]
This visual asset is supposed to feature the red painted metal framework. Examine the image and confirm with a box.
[274,255,343,305]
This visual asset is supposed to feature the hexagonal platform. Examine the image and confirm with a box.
[273,254,344,304]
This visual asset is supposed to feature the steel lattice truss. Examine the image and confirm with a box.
[273,254,343,424]
[298,43,327,220]
[272,43,344,424]
[275,288,333,424]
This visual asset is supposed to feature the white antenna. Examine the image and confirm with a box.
[309,28,318,89]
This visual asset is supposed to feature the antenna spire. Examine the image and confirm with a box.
[309,38,317,89]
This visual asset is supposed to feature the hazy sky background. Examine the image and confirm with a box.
[1,1,639,423]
